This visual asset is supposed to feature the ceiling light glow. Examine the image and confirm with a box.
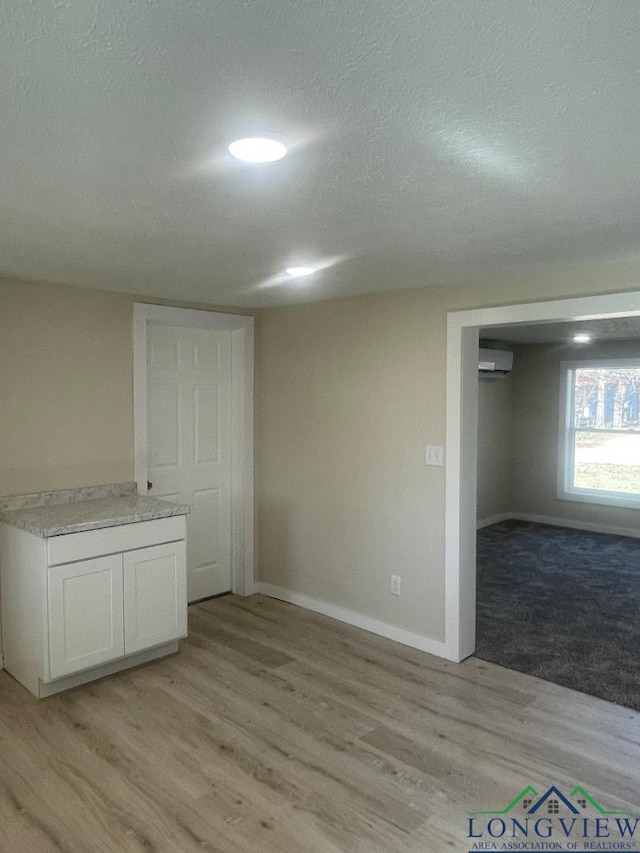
[228,137,287,163]
[573,333,591,343]
[285,266,315,278]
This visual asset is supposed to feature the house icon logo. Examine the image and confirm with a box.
[475,784,629,817]
[468,783,637,850]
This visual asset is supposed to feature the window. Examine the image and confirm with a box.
[559,360,640,507]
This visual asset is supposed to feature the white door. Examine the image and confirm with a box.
[123,542,187,654]
[147,324,232,601]
[48,555,124,679]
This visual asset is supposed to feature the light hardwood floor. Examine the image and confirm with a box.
[1,594,639,852]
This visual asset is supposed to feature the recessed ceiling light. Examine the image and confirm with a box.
[285,266,315,278]
[228,137,287,163]
[573,333,591,343]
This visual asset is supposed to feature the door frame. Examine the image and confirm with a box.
[133,303,255,596]
[446,289,640,662]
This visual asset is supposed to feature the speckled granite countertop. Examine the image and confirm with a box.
[0,484,190,538]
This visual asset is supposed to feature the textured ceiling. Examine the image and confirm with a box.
[2,0,640,307]
[481,316,640,345]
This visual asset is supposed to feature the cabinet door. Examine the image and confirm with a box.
[48,555,124,680]
[123,542,187,655]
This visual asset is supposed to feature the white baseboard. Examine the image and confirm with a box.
[513,512,640,540]
[477,510,640,540]
[255,583,456,661]
[477,512,513,529]
[256,511,640,665]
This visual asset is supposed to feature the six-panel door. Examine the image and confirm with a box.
[123,542,187,655]
[146,324,233,602]
[48,554,125,679]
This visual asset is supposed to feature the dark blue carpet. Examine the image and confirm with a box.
[476,520,640,710]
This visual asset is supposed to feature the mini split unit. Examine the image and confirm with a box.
[478,347,513,377]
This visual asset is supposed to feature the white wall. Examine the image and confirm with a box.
[477,372,515,523]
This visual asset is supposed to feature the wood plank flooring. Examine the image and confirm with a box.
[1,594,640,852]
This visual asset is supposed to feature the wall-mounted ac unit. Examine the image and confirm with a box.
[478,347,513,377]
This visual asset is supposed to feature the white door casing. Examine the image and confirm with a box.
[147,323,232,600]
[133,304,254,600]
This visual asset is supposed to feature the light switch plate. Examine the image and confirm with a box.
[425,444,444,467]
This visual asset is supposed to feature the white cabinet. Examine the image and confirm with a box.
[48,554,125,679]
[123,542,187,654]
[0,516,187,698]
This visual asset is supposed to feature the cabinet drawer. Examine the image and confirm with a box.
[47,516,185,566]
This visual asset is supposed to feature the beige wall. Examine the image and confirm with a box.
[256,291,448,637]
[0,277,255,658]
[5,258,640,649]
[0,279,134,494]
[0,278,254,497]
[477,373,514,522]
[511,339,640,531]
[257,259,640,642]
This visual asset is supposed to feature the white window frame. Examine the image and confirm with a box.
[558,357,640,509]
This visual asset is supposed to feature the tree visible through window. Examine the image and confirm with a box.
[561,361,640,504]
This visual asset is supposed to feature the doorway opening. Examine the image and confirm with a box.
[475,318,640,708]
[445,290,640,664]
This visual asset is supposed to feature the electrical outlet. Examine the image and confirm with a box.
[391,575,401,596]
[425,444,444,467]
